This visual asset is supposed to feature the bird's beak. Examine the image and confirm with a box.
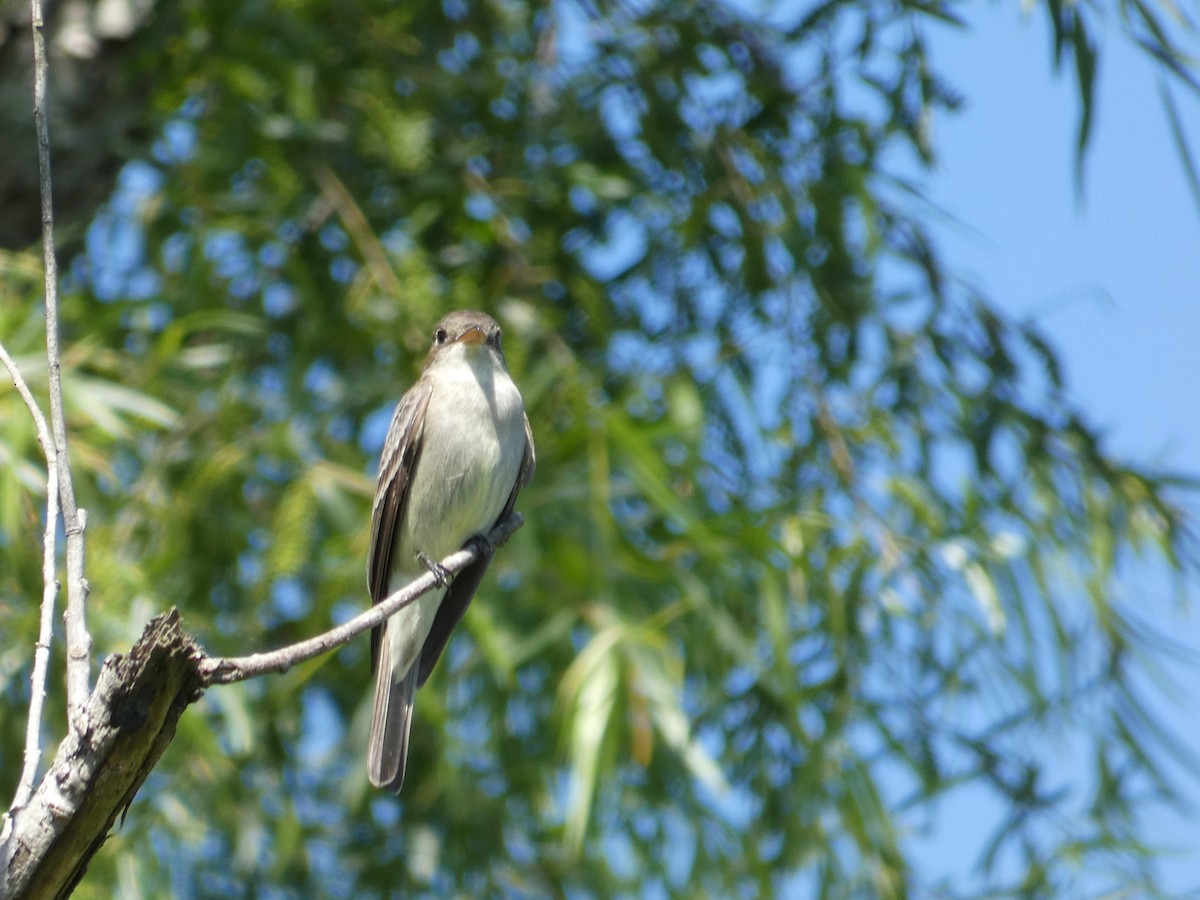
[456,326,487,345]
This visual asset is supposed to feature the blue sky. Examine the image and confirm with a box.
[920,6,1200,892]
[927,8,1200,472]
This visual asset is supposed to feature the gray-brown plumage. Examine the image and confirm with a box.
[366,310,534,792]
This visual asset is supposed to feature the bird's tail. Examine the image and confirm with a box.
[367,634,418,793]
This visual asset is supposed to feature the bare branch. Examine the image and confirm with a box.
[200,512,524,684]
[0,344,53,455]
[0,513,526,893]
[0,343,62,811]
[29,0,91,722]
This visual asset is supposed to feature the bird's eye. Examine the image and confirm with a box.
[434,328,447,344]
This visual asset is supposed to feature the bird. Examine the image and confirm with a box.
[366,309,534,792]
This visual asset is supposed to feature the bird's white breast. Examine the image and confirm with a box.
[383,341,525,683]
[398,344,525,577]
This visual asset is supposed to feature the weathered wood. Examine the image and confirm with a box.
[1,611,204,899]
[0,514,522,898]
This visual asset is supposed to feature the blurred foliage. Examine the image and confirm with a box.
[1,0,1199,897]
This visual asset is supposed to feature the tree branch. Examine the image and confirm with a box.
[0,610,204,900]
[0,513,524,897]
[199,512,524,684]
[0,342,61,812]
[28,0,90,723]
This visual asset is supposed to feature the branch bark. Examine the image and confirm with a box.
[0,513,523,899]
[28,0,90,723]
[0,611,203,900]
[0,342,60,812]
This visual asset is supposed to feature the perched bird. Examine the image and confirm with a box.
[366,309,534,792]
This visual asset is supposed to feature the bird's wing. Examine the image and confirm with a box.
[519,411,536,486]
[415,411,535,686]
[367,379,433,673]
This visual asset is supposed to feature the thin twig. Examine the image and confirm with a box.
[0,343,60,810]
[29,0,91,722]
[199,513,524,684]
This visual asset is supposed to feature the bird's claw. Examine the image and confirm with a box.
[417,551,451,587]
[469,532,494,558]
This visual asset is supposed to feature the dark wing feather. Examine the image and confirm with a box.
[367,380,433,673]
[415,412,535,686]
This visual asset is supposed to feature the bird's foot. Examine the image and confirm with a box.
[468,532,494,558]
[417,551,452,587]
